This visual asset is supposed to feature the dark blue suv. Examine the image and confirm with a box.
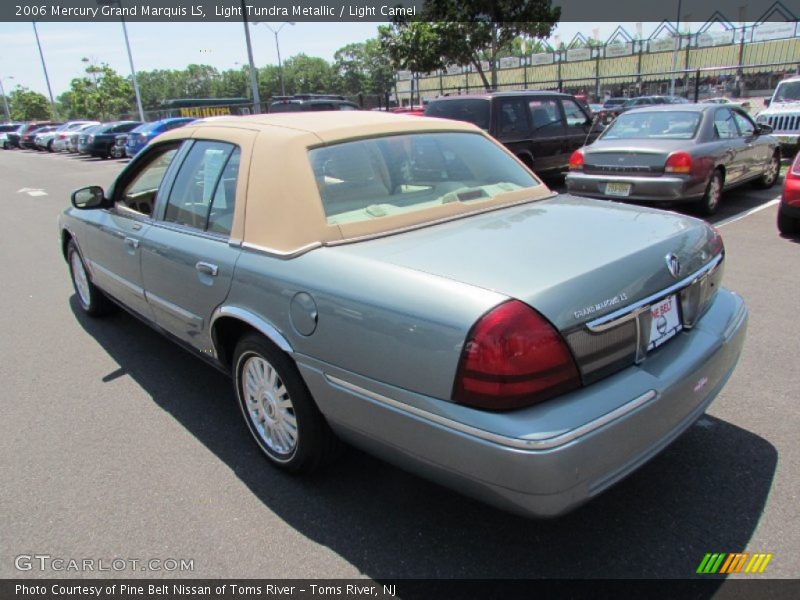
[125,117,195,157]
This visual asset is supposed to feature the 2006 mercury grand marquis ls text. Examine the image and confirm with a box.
[59,112,747,517]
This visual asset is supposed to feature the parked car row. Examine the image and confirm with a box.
[2,117,196,159]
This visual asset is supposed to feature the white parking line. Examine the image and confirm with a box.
[716,198,780,227]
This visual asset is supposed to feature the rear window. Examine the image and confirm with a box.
[309,132,538,225]
[269,102,301,113]
[424,99,491,130]
[601,111,702,140]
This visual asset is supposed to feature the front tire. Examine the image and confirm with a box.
[698,169,724,216]
[233,333,340,473]
[67,240,114,316]
[754,151,780,189]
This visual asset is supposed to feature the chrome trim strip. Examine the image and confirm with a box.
[325,374,658,452]
[210,306,293,354]
[146,291,204,328]
[240,241,323,259]
[86,260,145,299]
[587,253,723,332]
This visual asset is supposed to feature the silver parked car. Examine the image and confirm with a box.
[566,104,780,215]
[59,112,747,517]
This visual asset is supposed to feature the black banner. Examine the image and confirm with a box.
[1,0,797,23]
[3,579,800,600]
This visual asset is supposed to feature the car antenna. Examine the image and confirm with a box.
[583,113,601,148]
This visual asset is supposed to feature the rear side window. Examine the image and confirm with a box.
[164,141,237,232]
[424,99,491,130]
[529,98,563,132]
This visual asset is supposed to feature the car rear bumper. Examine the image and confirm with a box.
[566,172,706,202]
[297,288,747,517]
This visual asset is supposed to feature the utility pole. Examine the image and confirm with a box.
[31,22,58,120]
[241,0,261,112]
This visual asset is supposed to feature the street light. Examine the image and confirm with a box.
[256,22,295,97]
[96,0,145,121]
[31,22,58,120]
[0,76,13,122]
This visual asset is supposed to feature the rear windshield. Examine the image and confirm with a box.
[309,132,538,225]
[269,102,301,113]
[424,99,491,130]
[601,111,702,140]
[604,98,626,107]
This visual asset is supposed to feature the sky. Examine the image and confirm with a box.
[0,21,721,99]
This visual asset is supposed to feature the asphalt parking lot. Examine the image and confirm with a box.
[1,148,798,582]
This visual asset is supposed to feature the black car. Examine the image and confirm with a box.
[0,123,23,149]
[77,121,142,158]
[269,94,359,113]
[424,91,603,175]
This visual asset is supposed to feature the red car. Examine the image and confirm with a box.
[779,152,800,235]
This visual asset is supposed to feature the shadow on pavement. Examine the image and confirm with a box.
[70,296,777,583]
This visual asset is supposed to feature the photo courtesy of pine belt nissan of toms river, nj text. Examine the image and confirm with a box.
[59,111,747,517]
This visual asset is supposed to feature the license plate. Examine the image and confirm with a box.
[648,295,682,351]
[605,182,632,197]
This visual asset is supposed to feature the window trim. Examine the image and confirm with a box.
[157,138,240,236]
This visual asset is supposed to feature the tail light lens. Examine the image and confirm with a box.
[708,224,724,256]
[140,133,148,142]
[453,300,581,410]
[790,152,800,176]
[569,149,585,171]
[665,151,692,174]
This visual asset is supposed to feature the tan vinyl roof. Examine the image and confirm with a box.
[155,112,552,256]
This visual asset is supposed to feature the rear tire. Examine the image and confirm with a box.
[47,140,54,153]
[698,169,724,216]
[753,151,780,189]
[777,209,798,236]
[67,240,114,317]
[233,333,341,474]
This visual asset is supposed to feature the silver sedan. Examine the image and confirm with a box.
[566,104,780,215]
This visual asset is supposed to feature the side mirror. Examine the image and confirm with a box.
[71,186,105,209]
[764,98,771,107]
[756,123,774,135]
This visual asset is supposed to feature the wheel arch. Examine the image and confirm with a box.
[211,307,293,370]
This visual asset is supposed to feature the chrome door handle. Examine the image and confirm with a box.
[124,237,139,249]
[196,261,218,276]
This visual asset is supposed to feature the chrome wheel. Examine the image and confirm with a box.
[70,251,91,308]
[763,155,779,186]
[242,355,298,457]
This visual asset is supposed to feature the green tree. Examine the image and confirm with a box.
[9,87,51,120]
[380,0,560,90]
[281,54,337,95]
[334,38,395,99]
[57,61,133,120]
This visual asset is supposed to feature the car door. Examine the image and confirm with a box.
[139,138,246,352]
[732,109,768,180]
[524,97,565,172]
[560,97,595,164]
[713,107,746,184]
[491,97,535,168]
[79,142,184,320]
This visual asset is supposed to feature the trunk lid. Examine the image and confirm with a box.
[333,194,716,331]
[582,139,693,176]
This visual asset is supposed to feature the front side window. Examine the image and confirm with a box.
[714,108,737,139]
[310,132,538,225]
[733,111,755,137]
[529,98,563,132]
[164,141,238,232]
[601,111,701,140]
[561,99,589,127]
[118,144,180,216]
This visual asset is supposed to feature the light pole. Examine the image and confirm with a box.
[96,0,145,121]
[0,76,13,122]
[241,0,261,113]
[257,22,295,97]
[31,22,58,120]
[669,0,683,97]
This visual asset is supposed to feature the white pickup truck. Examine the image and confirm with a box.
[756,75,800,155]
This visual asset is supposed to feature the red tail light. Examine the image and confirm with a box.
[790,152,800,176]
[665,151,692,174]
[453,300,581,410]
[708,224,724,256]
[569,149,585,171]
